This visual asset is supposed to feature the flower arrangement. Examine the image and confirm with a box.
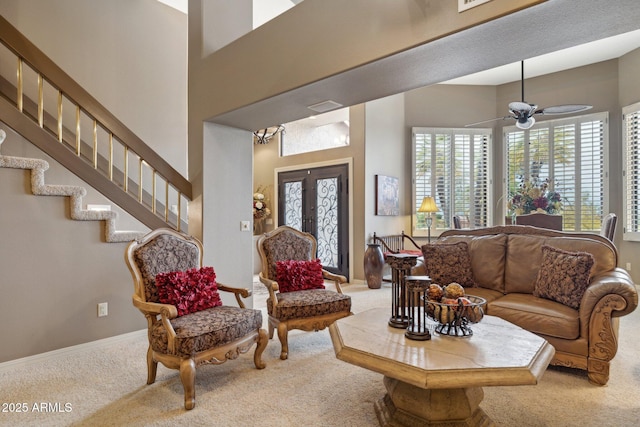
[508,177,563,216]
[253,186,271,220]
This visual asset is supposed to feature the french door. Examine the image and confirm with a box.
[278,164,349,278]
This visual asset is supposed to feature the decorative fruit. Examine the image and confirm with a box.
[432,303,455,324]
[440,298,459,305]
[444,283,465,299]
[466,305,484,323]
[426,284,444,302]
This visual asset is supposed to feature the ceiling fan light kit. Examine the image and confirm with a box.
[466,61,593,129]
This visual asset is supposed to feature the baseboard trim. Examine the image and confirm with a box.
[0,329,147,372]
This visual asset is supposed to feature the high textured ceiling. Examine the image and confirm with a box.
[211,0,640,131]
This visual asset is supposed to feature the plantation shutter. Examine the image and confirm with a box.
[579,120,605,231]
[553,124,577,230]
[505,112,607,232]
[413,128,491,236]
[623,103,640,240]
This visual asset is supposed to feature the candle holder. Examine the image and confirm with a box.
[405,275,432,340]
[386,253,418,328]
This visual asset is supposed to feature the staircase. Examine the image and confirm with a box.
[0,144,144,242]
[0,16,191,239]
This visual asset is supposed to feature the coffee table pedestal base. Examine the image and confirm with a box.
[374,377,494,427]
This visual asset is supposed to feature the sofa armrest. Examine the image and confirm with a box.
[577,268,637,384]
[580,268,638,322]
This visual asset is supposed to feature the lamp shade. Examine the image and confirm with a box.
[516,116,535,130]
[418,196,439,213]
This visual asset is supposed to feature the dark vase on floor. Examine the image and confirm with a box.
[364,243,385,289]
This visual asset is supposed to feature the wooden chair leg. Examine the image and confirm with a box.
[277,323,289,360]
[254,329,268,369]
[180,358,197,410]
[146,346,157,385]
[268,321,275,339]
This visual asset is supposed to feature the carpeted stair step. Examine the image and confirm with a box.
[0,153,144,243]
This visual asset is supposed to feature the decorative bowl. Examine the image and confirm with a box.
[426,295,486,337]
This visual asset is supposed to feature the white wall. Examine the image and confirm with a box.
[202,123,255,306]
[364,94,408,241]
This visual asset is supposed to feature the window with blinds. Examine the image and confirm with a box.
[412,128,491,236]
[504,112,607,232]
[623,103,640,241]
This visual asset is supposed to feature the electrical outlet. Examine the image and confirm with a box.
[98,302,108,317]
[626,262,632,271]
[240,221,251,231]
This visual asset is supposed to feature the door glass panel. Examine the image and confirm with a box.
[316,177,338,268]
[284,181,303,230]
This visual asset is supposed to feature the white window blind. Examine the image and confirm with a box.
[413,128,492,236]
[505,112,607,232]
[623,102,640,241]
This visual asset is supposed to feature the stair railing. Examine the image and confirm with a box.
[0,15,191,232]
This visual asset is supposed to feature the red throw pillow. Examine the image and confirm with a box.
[155,266,222,316]
[276,259,326,293]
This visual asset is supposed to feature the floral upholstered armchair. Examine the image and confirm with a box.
[125,228,267,410]
[257,225,352,360]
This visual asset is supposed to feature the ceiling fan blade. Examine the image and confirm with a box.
[465,116,512,127]
[538,104,593,115]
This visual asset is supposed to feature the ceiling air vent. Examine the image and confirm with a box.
[307,100,343,114]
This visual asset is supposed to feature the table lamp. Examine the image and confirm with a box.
[418,196,439,243]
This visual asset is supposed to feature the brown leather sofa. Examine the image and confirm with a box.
[416,225,638,385]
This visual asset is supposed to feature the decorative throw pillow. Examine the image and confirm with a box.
[421,242,476,287]
[155,266,222,316]
[276,259,326,293]
[533,245,594,309]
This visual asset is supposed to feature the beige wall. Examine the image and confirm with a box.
[252,106,366,281]
[0,129,148,362]
[0,0,186,362]
[617,48,640,282]
[0,0,188,176]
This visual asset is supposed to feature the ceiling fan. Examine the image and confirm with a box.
[466,61,592,129]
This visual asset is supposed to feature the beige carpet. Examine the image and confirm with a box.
[1,282,639,427]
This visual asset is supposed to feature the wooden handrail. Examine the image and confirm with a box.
[0,15,191,231]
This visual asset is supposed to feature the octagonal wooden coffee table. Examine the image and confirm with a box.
[329,307,555,426]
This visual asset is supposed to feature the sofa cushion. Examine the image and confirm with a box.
[276,259,325,293]
[462,287,504,306]
[533,246,594,309]
[488,293,580,340]
[439,234,507,292]
[421,242,476,287]
[504,234,615,294]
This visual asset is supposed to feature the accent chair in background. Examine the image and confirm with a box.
[257,225,352,360]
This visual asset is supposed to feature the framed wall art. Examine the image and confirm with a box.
[375,175,399,216]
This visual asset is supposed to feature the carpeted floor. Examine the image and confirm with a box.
[1,282,639,427]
